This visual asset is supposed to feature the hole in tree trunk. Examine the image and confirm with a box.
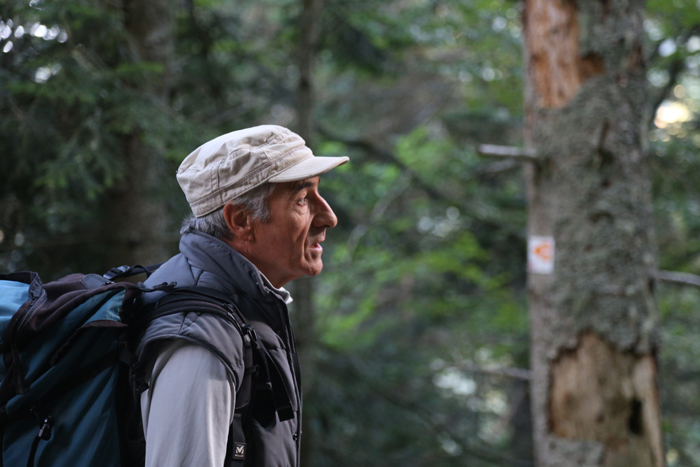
[580,53,605,80]
[628,398,643,435]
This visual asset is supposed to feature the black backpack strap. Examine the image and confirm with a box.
[226,414,248,465]
[156,286,239,310]
[232,293,296,423]
[151,286,298,411]
[103,264,163,282]
[133,286,294,465]
[225,325,257,466]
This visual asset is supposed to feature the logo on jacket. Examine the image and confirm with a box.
[234,443,246,459]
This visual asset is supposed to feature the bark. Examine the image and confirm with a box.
[509,367,535,462]
[102,0,174,269]
[522,1,663,466]
[291,275,316,467]
[293,0,324,465]
[297,0,324,141]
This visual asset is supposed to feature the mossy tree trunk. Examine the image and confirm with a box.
[102,0,174,269]
[522,1,663,466]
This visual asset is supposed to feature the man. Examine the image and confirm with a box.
[135,125,348,467]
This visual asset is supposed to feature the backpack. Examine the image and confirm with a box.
[0,265,289,467]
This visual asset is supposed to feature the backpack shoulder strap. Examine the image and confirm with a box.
[135,285,293,466]
[131,286,258,464]
[226,322,257,466]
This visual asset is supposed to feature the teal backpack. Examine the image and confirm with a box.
[0,266,291,467]
[0,269,150,467]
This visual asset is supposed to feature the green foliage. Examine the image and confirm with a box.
[644,2,700,462]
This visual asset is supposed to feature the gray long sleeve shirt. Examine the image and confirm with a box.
[141,340,235,467]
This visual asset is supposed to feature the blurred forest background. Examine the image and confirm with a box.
[1,0,700,465]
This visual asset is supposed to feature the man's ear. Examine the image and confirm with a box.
[223,202,255,242]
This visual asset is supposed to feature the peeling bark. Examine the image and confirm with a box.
[522,0,662,466]
[550,333,662,466]
[525,0,584,108]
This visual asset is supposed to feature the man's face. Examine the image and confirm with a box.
[247,177,338,287]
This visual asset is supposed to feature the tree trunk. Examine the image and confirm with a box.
[102,0,174,269]
[294,0,324,465]
[509,375,535,462]
[522,1,663,466]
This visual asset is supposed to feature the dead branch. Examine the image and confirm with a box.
[477,144,538,161]
[456,362,532,381]
[471,158,521,175]
[451,350,531,381]
[657,270,700,288]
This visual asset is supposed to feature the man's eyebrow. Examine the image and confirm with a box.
[292,181,314,192]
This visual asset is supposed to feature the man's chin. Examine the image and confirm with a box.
[303,261,323,277]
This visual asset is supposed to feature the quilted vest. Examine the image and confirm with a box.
[137,231,302,467]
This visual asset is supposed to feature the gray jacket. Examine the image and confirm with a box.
[137,231,302,467]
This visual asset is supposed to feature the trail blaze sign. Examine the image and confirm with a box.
[528,236,555,274]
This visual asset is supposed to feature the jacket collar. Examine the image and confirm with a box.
[179,231,289,305]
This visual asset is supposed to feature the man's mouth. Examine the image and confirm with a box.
[309,237,324,251]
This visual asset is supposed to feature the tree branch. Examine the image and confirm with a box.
[657,270,700,288]
[316,128,526,239]
[343,172,411,264]
[648,57,685,129]
[347,356,534,467]
[477,144,538,161]
[317,126,457,203]
[455,362,532,381]
[647,24,700,128]
[471,158,521,175]
[451,350,531,381]
[319,128,523,190]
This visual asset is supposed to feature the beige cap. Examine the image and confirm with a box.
[177,125,349,217]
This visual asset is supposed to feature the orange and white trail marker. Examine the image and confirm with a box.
[528,236,555,274]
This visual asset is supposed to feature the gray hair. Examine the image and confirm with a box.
[180,183,275,240]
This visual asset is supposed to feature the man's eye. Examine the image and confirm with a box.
[298,197,308,206]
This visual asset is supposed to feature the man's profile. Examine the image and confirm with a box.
[136,125,348,467]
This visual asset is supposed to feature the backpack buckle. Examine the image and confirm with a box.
[38,416,54,440]
[241,325,258,343]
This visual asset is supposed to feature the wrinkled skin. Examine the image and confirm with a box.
[224,177,338,288]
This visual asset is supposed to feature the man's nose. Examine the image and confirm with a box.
[313,195,338,229]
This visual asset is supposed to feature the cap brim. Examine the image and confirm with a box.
[268,156,349,183]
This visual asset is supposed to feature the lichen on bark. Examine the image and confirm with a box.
[523,0,663,466]
[530,73,657,356]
